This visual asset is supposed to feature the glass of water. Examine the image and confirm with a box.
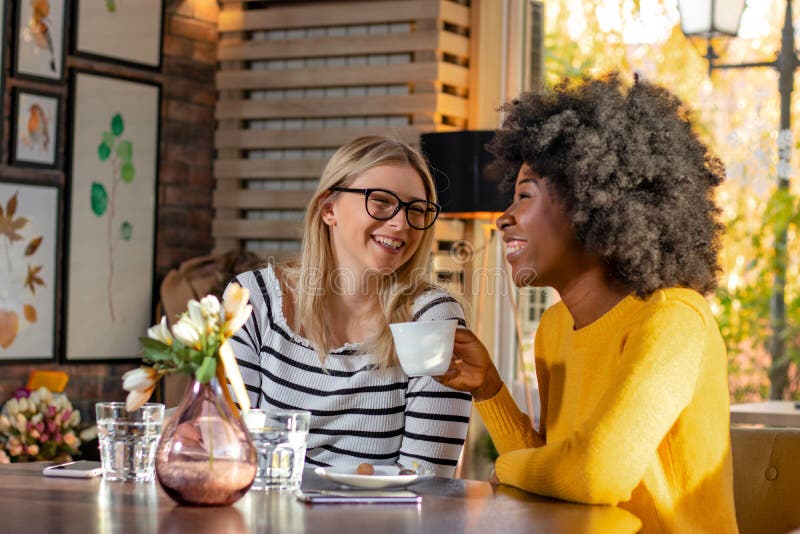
[95,402,165,482]
[243,409,310,491]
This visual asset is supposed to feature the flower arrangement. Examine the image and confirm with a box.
[122,283,253,412]
[0,387,82,463]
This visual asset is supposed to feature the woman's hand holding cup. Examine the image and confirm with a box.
[436,329,503,401]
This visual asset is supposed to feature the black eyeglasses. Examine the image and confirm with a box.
[330,187,441,230]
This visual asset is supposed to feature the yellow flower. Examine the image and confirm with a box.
[122,367,159,412]
[222,283,252,338]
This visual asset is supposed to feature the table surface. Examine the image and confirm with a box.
[730,400,800,427]
[0,463,641,534]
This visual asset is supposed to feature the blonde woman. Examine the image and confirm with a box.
[229,136,471,476]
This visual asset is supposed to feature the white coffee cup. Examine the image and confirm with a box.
[389,319,458,377]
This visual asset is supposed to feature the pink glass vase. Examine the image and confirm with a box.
[155,376,256,506]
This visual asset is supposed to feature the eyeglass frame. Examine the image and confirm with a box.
[329,187,442,230]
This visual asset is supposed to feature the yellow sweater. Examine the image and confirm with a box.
[476,288,738,533]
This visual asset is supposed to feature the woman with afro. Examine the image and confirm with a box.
[438,73,738,533]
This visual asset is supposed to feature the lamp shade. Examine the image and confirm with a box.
[420,131,512,215]
[678,0,746,37]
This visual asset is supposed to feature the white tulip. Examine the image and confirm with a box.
[80,426,98,441]
[53,395,69,411]
[147,316,173,345]
[68,411,81,427]
[223,283,249,320]
[122,367,159,412]
[122,367,159,392]
[225,304,253,338]
[172,317,202,348]
[15,413,27,433]
[5,398,18,416]
[187,300,205,330]
[200,295,221,319]
[125,389,153,413]
[222,283,252,337]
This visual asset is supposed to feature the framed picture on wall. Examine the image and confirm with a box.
[11,89,60,168]
[14,0,67,81]
[65,71,161,361]
[0,181,60,362]
[0,1,6,159]
[74,0,164,70]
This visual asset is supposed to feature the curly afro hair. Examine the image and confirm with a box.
[488,73,725,297]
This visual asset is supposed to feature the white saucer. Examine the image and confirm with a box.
[314,465,433,489]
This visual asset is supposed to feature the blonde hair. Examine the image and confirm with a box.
[285,136,440,368]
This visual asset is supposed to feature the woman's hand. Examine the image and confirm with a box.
[436,329,503,401]
[488,468,501,487]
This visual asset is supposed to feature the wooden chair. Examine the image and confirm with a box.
[730,426,800,534]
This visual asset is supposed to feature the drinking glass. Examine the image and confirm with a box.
[243,409,311,491]
[95,402,165,482]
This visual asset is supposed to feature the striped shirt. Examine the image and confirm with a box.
[229,265,472,477]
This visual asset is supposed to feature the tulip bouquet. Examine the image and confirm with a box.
[0,387,82,463]
[122,283,253,412]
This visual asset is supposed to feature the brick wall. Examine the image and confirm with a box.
[159,0,218,273]
[0,0,218,421]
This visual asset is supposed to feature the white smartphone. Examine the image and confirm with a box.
[297,490,422,504]
[42,460,104,478]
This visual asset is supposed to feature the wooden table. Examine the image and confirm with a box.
[730,401,800,427]
[0,463,641,533]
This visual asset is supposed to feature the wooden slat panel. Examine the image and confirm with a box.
[439,62,469,88]
[216,93,468,121]
[213,219,304,240]
[437,93,469,119]
[218,31,440,61]
[219,1,443,31]
[215,125,429,149]
[215,159,328,179]
[441,1,470,28]
[217,31,469,62]
[440,31,470,58]
[218,62,438,91]
[215,2,247,254]
[213,189,314,209]
[217,62,469,91]
[216,94,436,119]
[214,1,472,256]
